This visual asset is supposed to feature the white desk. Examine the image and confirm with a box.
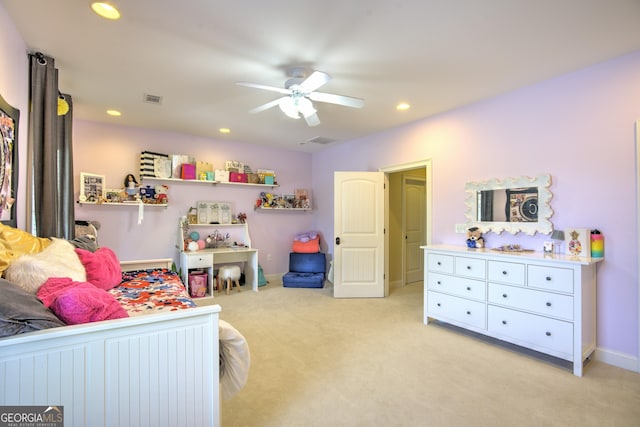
[180,247,259,297]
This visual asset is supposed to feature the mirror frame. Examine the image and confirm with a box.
[464,174,553,235]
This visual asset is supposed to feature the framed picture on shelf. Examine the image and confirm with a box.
[283,194,295,208]
[295,188,311,209]
[0,93,19,227]
[79,172,105,203]
[105,189,123,203]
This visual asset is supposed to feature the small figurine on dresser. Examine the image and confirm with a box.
[466,227,485,249]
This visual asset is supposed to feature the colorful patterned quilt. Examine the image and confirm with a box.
[109,268,197,316]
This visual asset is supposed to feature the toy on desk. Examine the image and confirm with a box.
[205,230,231,248]
[466,227,485,249]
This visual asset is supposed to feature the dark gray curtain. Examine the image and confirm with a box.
[479,190,494,222]
[27,52,75,238]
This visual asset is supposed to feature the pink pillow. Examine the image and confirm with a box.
[37,277,128,325]
[75,247,122,290]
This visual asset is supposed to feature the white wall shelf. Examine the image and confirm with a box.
[188,223,246,227]
[77,201,167,207]
[142,176,279,188]
[254,207,311,212]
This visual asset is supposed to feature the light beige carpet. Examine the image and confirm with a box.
[201,282,640,427]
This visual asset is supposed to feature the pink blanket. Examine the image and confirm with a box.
[37,277,128,325]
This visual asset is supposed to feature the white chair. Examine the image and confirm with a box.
[218,265,241,294]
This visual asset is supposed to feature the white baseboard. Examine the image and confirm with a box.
[264,273,283,286]
[594,347,639,373]
[389,279,403,288]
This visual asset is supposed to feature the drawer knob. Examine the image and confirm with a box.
[466,266,471,270]
[437,261,442,266]
[546,276,552,281]
[466,286,471,291]
[437,281,442,285]
[502,293,508,298]
[546,302,552,307]
[502,270,507,275]
[502,320,507,325]
[546,331,552,336]
[466,311,471,315]
[437,303,441,307]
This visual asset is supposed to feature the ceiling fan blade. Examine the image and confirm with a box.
[309,91,364,108]
[236,81,292,95]
[248,97,286,114]
[299,71,331,92]
[303,112,321,127]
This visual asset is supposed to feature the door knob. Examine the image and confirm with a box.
[335,237,341,245]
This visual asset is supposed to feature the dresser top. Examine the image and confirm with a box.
[421,244,603,266]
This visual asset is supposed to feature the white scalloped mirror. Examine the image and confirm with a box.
[464,174,553,235]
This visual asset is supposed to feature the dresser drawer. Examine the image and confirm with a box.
[185,252,214,268]
[454,256,486,280]
[487,306,573,358]
[427,273,486,301]
[488,283,573,321]
[528,265,574,293]
[427,291,486,330]
[427,253,454,274]
[488,261,525,286]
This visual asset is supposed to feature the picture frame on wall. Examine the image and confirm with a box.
[79,172,105,203]
[0,93,19,227]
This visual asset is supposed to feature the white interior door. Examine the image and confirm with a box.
[334,171,385,298]
[404,176,426,284]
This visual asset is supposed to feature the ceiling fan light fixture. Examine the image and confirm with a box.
[279,96,300,119]
[298,97,316,118]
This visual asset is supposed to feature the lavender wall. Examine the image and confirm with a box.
[312,51,640,363]
[73,121,314,275]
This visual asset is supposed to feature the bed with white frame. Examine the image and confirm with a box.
[0,259,222,427]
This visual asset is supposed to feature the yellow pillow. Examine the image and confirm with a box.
[0,224,51,274]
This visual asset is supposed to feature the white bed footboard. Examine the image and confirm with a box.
[0,305,221,427]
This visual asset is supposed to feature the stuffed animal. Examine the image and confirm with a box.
[466,227,485,249]
[154,184,169,204]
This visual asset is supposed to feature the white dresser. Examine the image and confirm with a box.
[422,244,602,376]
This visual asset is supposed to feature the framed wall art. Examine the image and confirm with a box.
[0,93,19,227]
[79,172,105,203]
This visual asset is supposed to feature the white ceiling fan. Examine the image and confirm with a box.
[236,67,364,127]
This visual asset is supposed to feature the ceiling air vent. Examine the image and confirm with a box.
[143,93,163,105]
[307,136,336,145]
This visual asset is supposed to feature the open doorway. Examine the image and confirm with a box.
[381,160,432,290]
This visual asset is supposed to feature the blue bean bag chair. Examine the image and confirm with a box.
[282,252,326,288]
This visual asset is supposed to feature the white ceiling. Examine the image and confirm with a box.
[4,0,640,152]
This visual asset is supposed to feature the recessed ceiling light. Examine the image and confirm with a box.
[219,128,231,134]
[91,2,121,20]
[396,102,411,111]
[106,109,121,117]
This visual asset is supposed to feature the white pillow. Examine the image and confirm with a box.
[5,238,87,294]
